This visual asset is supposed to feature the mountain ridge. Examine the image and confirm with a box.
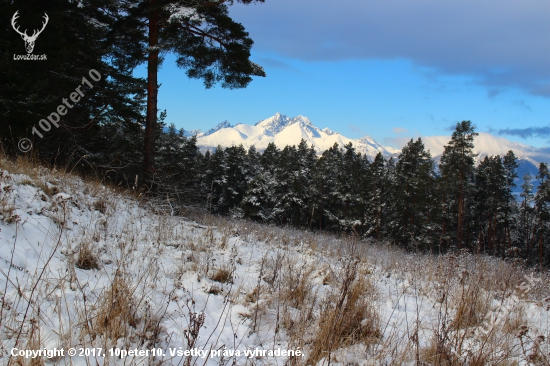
[192,112,400,159]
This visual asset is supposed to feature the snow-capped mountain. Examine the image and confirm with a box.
[193,112,399,159]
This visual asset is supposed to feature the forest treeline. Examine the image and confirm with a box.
[150,121,550,267]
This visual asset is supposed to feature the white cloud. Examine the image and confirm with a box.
[392,127,408,134]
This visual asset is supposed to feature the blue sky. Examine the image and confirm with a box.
[136,0,550,159]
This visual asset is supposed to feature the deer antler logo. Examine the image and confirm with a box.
[11,11,49,54]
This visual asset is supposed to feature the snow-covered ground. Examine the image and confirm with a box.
[0,158,548,365]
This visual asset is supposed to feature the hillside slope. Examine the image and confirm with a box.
[0,157,548,365]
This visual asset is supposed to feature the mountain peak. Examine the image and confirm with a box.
[205,120,233,136]
[255,113,293,134]
[322,127,337,136]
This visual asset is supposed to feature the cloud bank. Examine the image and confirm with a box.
[232,0,550,97]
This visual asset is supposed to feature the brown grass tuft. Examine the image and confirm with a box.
[92,271,137,341]
[75,242,100,270]
[210,267,232,283]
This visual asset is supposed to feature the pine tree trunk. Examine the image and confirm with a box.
[143,1,160,184]
[457,171,464,249]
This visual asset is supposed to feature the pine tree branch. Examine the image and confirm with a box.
[178,23,230,49]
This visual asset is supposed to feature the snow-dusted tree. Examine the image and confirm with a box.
[334,142,366,232]
[439,121,478,249]
[311,143,342,230]
[534,162,550,267]
[222,144,248,213]
[363,152,386,239]
[502,151,519,255]
[519,172,535,262]
[260,142,280,174]
[239,142,281,221]
[473,155,508,256]
[270,141,317,226]
[241,169,277,221]
[272,144,298,224]
[393,138,437,250]
[205,146,227,213]
[244,145,261,184]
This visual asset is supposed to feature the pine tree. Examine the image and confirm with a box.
[311,143,342,230]
[205,146,227,213]
[363,152,390,239]
[520,172,535,262]
[221,144,248,214]
[439,121,478,249]
[394,138,437,250]
[1,0,144,172]
[335,142,365,232]
[502,151,519,255]
[108,0,266,182]
[260,142,280,174]
[241,168,276,221]
[473,155,508,256]
[534,162,550,267]
[244,145,261,184]
[296,140,318,228]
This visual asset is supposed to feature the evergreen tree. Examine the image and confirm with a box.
[311,143,342,230]
[221,144,248,214]
[244,145,261,184]
[534,162,550,267]
[272,144,298,224]
[502,151,519,255]
[108,0,266,182]
[260,142,280,174]
[439,121,478,249]
[394,138,437,250]
[520,172,535,262]
[335,142,365,232]
[205,146,227,213]
[363,152,391,240]
[1,0,144,173]
[473,155,508,256]
[296,140,318,228]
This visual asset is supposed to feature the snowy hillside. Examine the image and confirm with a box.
[0,157,549,365]
[194,113,399,159]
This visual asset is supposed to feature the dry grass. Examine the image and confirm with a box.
[210,267,233,283]
[91,271,138,341]
[307,258,381,365]
[75,241,100,270]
